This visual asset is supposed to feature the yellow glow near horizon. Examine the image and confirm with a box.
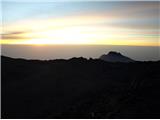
[1,38,158,46]
[1,15,159,46]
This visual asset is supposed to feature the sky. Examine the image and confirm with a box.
[1,1,160,46]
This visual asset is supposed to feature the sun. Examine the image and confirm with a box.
[16,27,94,45]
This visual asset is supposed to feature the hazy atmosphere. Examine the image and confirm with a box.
[1,45,160,61]
[1,1,160,60]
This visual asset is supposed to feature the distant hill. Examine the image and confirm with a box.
[1,56,160,119]
[99,51,134,63]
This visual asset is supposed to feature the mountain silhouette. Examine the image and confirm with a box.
[99,51,134,62]
[1,55,160,119]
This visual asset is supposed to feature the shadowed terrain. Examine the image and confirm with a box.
[1,55,160,118]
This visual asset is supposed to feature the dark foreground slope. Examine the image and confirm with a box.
[1,56,160,118]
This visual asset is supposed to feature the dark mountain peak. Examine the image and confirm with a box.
[108,51,122,56]
[100,51,134,63]
[69,57,87,61]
